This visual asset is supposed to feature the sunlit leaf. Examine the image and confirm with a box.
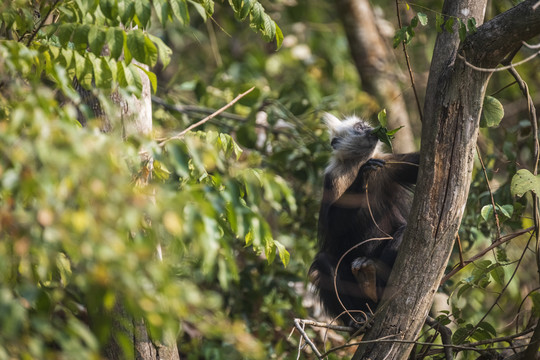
[480,96,504,128]
[511,169,540,197]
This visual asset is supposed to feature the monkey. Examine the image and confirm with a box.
[308,113,420,327]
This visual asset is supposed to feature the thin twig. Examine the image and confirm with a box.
[489,81,518,97]
[456,234,465,267]
[440,227,534,284]
[294,318,356,333]
[522,40,540,49]
[457,51,540,73]
[293,319,323,359]
[151,96,246,121]
[395,0,424,122]
[158,87,255,146]
[24,0,62,46]
[325,336,530,356]
[476,145,501,239]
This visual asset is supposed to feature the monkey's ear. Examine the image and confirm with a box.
[323,113,342,134]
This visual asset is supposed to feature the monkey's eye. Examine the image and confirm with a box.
[330,137,341,149]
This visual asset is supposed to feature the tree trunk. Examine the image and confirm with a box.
[353,1,540,359]
[334,0,416,153]
[99,64,180,360]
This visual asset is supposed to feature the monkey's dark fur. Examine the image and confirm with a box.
[309,114,419,327]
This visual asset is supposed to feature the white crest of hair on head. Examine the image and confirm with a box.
[322,113,342,135]
[323,113,367,135]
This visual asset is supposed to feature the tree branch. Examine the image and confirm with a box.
[158,87,254,146]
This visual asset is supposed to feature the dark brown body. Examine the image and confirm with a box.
[309,149,419,326]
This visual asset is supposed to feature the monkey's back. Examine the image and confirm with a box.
[310,153,419,325]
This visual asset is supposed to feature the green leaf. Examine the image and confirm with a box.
[118,0,135,25]
[511,169,540,197]
[410,16,418,28]
[435,13,444,33]
[230,0,242,13]
[170,0,190,25]
[264,236,277,264]
[106,27,125,60]
[126,29,147,64]
[274,240,290,266]
[153,160,171,181]
[458,19,467,42]
[453,325,473,344]
[153,0,170,26]
[480,96,504,128]
[478,321,496,337]
[498,204,513,219]
[134,0,152,28]
[56,23,76,46]
[123,38,132,65]
[99,0,118,20]
[480,204,493,221]
[444,17,454,33]
[135,64,157,93]
[393,26,410,48]
[73,24,90,51]
[260,13,276,42]
[92,56,113,88]
[250,2,263,26]
[62,48,74,69]
[467,17,477,34]
[117,61,132,87]
[88,25,106,55]
[199,0,214,15]
[457,283,472,299]
[124,30,159,67]
[275,24,283,50]
[490,265,505,286]
[146,34,172,68]
[76,53,94,90]
[128,63,143,95]
[143,35,158,67]
[377,109,388,127]
[239,0,254,20]
[386,126,404,137]
[417,12,428,26]
[188,0,207,21]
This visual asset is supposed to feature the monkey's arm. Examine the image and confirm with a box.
[382,152,420,186]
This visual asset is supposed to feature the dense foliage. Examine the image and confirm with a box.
[1,0,540,359]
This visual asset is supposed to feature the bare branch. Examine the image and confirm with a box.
[457,50,540,73]
[292,319,324,359]
[158,87,255,146]
[395,0,424,122]
[24,0,61,46]
[476,146,501,238]
[151,96,246,121]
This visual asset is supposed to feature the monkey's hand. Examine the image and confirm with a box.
[351,257,378,304]
[360,158,385,173]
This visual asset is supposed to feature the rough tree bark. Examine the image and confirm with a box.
[334,0,416,153]
[91,64,180,360]
[352,1,540,359]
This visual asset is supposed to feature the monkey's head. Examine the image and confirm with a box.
[323,113,381,164]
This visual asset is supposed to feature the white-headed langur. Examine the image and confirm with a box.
[309,114,419,328]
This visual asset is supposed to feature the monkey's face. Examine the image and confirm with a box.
[324,114,380,163]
